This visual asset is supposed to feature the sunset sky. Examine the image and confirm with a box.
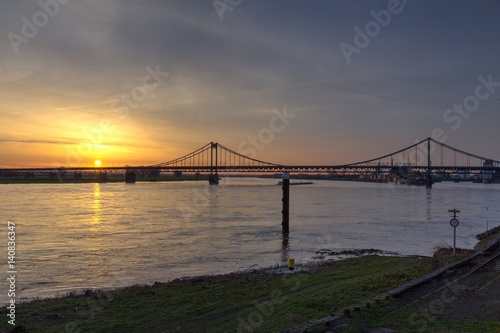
[1,1,499,167]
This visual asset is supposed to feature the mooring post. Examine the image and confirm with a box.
[282,172,290,233]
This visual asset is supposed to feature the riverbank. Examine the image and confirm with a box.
[302,226,500,333]
[1,255,434,333]
[313,252,500,333]
[2,226,498,333]
[3,226,499,333]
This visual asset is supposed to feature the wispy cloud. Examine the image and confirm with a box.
[0,1,499,165]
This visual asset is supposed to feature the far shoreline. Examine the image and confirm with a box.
[0,174,208,184]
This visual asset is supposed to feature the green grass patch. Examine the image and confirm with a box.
[0,256,433,333]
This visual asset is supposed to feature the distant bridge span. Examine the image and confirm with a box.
[1,138,500,186]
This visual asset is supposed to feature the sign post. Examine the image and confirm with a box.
[448,209,460,256]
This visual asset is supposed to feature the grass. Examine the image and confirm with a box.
[0,256,433,333]
[430,247,474,269]
[475,225,500,249]
[307,226,500,333]
[310,298,500,333]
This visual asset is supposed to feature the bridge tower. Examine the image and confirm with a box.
[209,142,219,185]
[426,137,432,188]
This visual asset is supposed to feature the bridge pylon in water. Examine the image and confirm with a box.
[209,142,219,185]
[426,137,432,188]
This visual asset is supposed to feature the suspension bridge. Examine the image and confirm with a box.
[1,137,499,187]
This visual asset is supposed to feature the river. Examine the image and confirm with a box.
[1,178,499,303]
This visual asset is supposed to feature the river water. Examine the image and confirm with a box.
[1,178,499,303]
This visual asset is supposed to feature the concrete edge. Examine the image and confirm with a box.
[281,232,500,333]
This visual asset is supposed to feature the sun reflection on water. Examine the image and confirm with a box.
[91,183,101,230]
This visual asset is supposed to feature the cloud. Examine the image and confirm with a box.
[1,1,500,165]
[0,138,74,145]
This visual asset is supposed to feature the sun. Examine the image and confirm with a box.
[94,160,102,167]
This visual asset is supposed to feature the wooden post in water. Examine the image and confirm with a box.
[282,172,290,233]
